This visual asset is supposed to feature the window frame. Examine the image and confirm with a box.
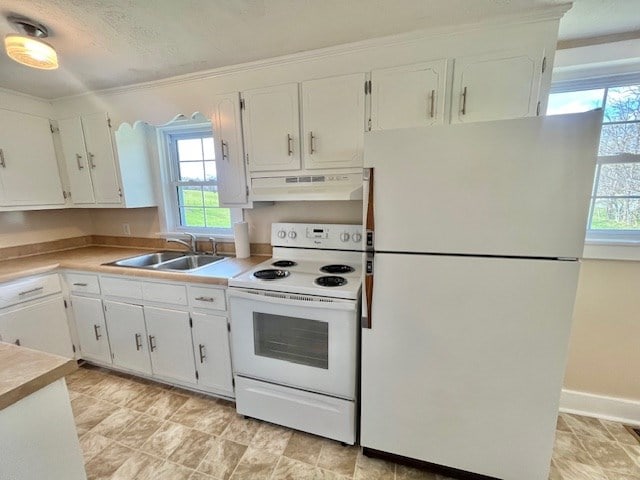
[156,118,242,238]
[549,73,640,246]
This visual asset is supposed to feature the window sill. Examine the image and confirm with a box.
[157,232,235,242]
[583,241,640,261]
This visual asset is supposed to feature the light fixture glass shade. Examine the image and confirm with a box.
[4,34,58,70]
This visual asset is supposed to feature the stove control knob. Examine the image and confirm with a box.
[277,230,286,239]
[288,231,297,239]
[340,232,350,242]
[352,233,362,243]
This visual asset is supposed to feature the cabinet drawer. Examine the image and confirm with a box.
[66,273,101,295]
[0,274,62,309]
[143,282,187,305]
[101,276,143,300]
[188,285,226,311]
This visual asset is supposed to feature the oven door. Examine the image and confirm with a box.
[228,288,358,400]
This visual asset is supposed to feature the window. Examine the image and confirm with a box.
[548,77,640,242]
[159,122,241,236]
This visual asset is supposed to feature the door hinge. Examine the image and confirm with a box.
[232,377,235,387]
[245,154,249,165]
[541,56,547,74]
[367,118,372,131]
[364,80,372,95]
[103,304,107,312]
[536,101,541,116]
[189,316,193,328]
[107,117,112,128]
[240,98,245,110]
[63,299,68,308]
[227,322,231,332]
[72,344,76,353]
[118,188,123,198]
[111,352,115,360]
[245,185,249,197]
[49,123,59,134]
[195,370,199,380]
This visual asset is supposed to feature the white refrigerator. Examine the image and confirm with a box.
[360,111,602,480]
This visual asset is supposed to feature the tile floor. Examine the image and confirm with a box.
[66,365,640,480]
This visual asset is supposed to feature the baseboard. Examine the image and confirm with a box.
[560,389,640,426]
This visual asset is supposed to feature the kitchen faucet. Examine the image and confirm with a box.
[166,233,197,254]
[209,237,218,256]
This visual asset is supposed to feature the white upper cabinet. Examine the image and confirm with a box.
[0,109,65,207]
[451,47,544,124]
[242,83,301,172]
[370,60,448,130]
[301,73,366,170]
[58,113,157,208]
[211,92,250,207]
[58,112,120,205]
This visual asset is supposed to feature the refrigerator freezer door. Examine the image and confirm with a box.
[360,253,580,480]
[363,111,601,259]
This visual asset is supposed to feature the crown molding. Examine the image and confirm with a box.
[0,85,51,104]
[52,4,569,103]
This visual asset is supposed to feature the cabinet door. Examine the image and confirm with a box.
[0,109,64,207]
[370,60,447,130]
[212,92,249,207]
[144,306,196,384]
[103,300,151,375]
[451,48,543,124]
[191,312,233,395]
[71,295,111,364]
[58,116,96,204]
[0,296,73,358]
[302,74,366,170]
[242,83,301,172]
[81,112,122,204]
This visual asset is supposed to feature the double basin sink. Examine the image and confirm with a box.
[104,251,226,272]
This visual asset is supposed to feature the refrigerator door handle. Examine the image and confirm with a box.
[362,252,374,329]
[363,167,375,251]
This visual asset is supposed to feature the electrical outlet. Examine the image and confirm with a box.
[122,223,131,236]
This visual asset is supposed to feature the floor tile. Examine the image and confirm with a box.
[84,441,134,480]
[79,432,112,464]
[71,392,98,417]
[190,472,215,480]
[147,461,194,480]
[600,420,640,446]
[221,415,262,445]
[552,430,597,466]
[556,414,572,432]
[355,452,396,480]
[116,413,164,448]
[396,464,439,479]
[140,420,192,458]
[229,447,279,480]
[171,396,236,435]
[283,431,329,465]
[563,414,615,441]
[110,450,163,480]
[168,429,217,469]
[580,436,640,475]
[146,390,190,419]
[317,441,359,477]
[272,456,317,479]
[73,399,120,436]
[554,459,606,480]
[249,422,293,456]
[91,407,140,440]
[197,437,247,479]
[68,369,106,394]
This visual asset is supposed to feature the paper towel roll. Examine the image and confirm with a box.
[234,221,250,259]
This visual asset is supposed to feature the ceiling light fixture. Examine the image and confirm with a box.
[4,15,58,70]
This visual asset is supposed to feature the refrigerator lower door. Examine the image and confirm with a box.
[360,253,580,480]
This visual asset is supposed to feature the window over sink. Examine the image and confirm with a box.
[157,117,242,237]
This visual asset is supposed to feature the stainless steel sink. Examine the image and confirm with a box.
[104,251,226,272]
[156,255,226,271]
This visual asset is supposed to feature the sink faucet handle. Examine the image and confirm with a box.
[208,237,218,256]
[185,233,197,252]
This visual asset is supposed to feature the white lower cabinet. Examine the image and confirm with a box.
[0,295,73,358]
[144,306,196,384]
[103,300,152,375]
[71,295,111,364]
[192,312,233,396]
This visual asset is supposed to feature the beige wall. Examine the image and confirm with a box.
[564,259,640,401]
[0,209,92,247]
[89,207,161,238]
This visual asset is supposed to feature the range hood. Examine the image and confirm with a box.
[250,172,363,201]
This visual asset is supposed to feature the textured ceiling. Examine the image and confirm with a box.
[0,0,637,99]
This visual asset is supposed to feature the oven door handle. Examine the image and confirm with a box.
[228,289,357,311]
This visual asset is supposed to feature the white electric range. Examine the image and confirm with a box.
[228,223,363,444]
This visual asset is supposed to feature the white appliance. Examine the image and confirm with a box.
[360,111,602,480]
[250,172,363,201]
[228,223,363,444]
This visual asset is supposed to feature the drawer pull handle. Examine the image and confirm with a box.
[18,287,44,296]
[198,344,206,363]
[195,296,215,303]
[73,282,88,287]
[93,324,102,340]
[135,333,142,351]
[149,335,156,352]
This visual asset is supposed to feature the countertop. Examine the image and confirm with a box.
[0,342,77,411]
[0,246,266,285]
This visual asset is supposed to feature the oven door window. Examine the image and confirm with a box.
[253,313,328,369]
